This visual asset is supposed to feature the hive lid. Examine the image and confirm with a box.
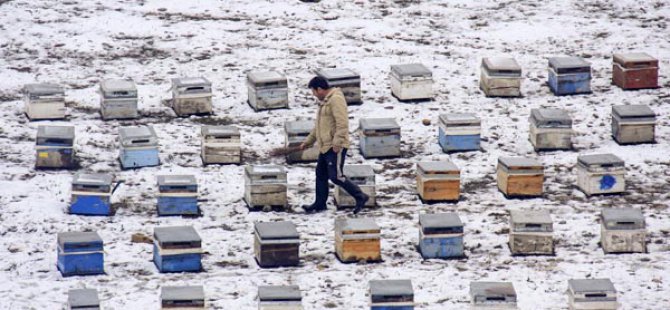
[100,79,136,92]
[157,175,197,186]
[161,286,205,301]
[247,71,286,84]
[470,282,516,297]
[245,165,286,175]
[37,125,75,139]
[255,221,299,240]
[419,213,463,229]
[359,118,400,131]
[612,105,656,119]
[24,83,64,96]
[336,217,380,233]
[342,164,374,178]
[315,68,360,80]
[498,157,543,169]
[370,280,413,298]
[285,120,314,134]
[548,57,591,73]
[482,57,522,74]
[577,154,624,167]
[613,53,657,67]
[58,231,102,247]
[172,77,211,87]
[391,63,432,77]
[118,125,157,140]
[601,208,644,224]
[568,279,616,293]
[258,285,302,301]
[201,125,240,136]
[510,210,552,224]
[68,289,99,307]
[154,226,201,243]
[439,113,480,126]
[73,173,113,186]
[530,108,572,127]
[417,161,459,173]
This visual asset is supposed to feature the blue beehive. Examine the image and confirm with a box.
[157,175,198,216]
[68,288,100,310]
[118,126,160,169]
[359,118,401,159]
[370,279,414,310]
[69,173,115,216]
[419,213,464,259]
[57,231,104,277]
[548,57,591,95]
[153,226,202,273]
[438,113,481,152]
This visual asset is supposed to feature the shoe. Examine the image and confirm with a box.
[352,193,369,215]
[302,204,327,214]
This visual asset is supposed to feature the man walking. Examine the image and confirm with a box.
[300,76,369,214]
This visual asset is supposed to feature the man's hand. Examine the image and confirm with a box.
[299,143,307,150]
[332,145,342,153]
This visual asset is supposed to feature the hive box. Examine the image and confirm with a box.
[254,221,300,268]
[601,208,646,254]
[36,125,76,169]
[470,282,517,309]
[161,286,205,309]
[529,108,573,151]
[480,57,522,97]
[247,71,289,111]
[316,68,362,105]
[369,279,414,310]
[567,279,617,310]
[244,165,288,210]
[548,57,591,95]
[99,79,138,120]
[611,105,656,144]
[258,285,303,310]
[285,120,319,163]
[171,77,213,116]
[360,118,401,158]
[613,52,659,90]
[509,210,553,255]
[416,161,460,202]
[157,175,199,216]
[496,157,544,198]
[334,165,376,208]
[419,213,464,259]
[68,288,100,310]
[576,154,625,196]
[153,226,202,273]
[201,125,241,164]
[57,231,104,277]
[438,113,481,153]
[334,217,381,263]
[70,173,114,216]
[390,63,433,101]
[118,126,160,169]
[23,83,66,120]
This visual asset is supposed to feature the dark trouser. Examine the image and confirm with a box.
[313,148,365,208]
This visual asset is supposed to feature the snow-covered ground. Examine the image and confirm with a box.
[0,0,669,309]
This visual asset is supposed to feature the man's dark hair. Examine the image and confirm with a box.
[308,76,330,89]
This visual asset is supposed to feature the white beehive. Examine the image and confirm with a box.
[171,77,213,116]
[247,71,289,111]
[576,154,625,196]
[244,165,288,209]
[480,57,523,97]
[390,63,433,101]
[23,83,66,120]
[99,79,138,119]
[509,210,554,255]
[600,208,646,254]
[201,125,241,164]
[567,279,617,310]
[529,108,573,151]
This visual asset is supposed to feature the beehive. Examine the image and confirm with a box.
[153,226,202,273]
[470,282,517,309]
[416,161,460,202]
[57,231,104,277]
[68,288,100,310]
[369,279,414,310]
[160,286,205,309]
[576,154,625,196]
[201,125,241,164]
[258,285,303,310]
[334,217,381,263]
[480,57,522,97]
[118,125,160,169]
[438,113,481,153]
[23,83,66,120]
[35,125,76,169]
[171,77,213,116]
[247,71,289,111]
[613,52,659,90]
[334,165,376,208]
[548,57,591,95]
[567,279,617,310]
[70,173,114,216]
[419,213,464,259]
[509,210,553,255]
[315,68,362,105]
[244,165,288,210]
[254,221,300,268]
[529,108,573,151]
[157,175,199,216]
[285,120,319,163]
[600,208,646,254]
[611,105,656,144]
[99,79,138,120]
[496,157,544,198]
[390,63,433,101]
[359,118,401,158]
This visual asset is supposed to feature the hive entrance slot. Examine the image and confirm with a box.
[486,296,506,301]
[525,223,542,228]
[132,139,150,143]
[585,293,607,298]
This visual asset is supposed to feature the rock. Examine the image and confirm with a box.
[422,118,431,126]
[131,233,153,244]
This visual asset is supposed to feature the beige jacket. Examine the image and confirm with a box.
[304,88,350,153]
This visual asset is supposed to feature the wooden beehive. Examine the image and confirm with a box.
[419,213,464,259]
[201,125,241,164]
[334,164,376,208]
[416,160,460,202]
[258,285,303,310]
[35,125,75,169]
[254,221,300,268]
[480,57,522,97]
[548,57,591,95]
[57,231,104,277]
[613,52,659,90]
[153,226,202,273]
[161,286,205,309]
[118,125,160,169]
[438,113,481,153]
[171,77,213,116]
[611,105,656,145]
[600,208,646,254]
[285,120,319,163]
[496,157,544,198]
[315,68,362,105]
[70,173,114,216]
[99,79,138,120]
[247,71,289,111]
[156,175,199,216]
[23,83,66,120]
[369,279,414,309]
[529,108,573,151]
[509,210,553,255]
[334,217,381,263]
[244,165,288,210]
[576,154,625,196]
[68,288,100,310]
[567,279,617,310]
[470,281,517,309]
[390,63,433,101]
[359,118,401,159]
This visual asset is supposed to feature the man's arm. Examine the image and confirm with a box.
[331,96,349,151]
[302,127,317,149]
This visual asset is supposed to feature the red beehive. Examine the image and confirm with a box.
[612,53,659,90]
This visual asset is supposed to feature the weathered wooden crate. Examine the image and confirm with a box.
[480,57,522,97]
[359,118,401,158]
[99,79,138,120]
[600,208,646,254]
[153,226,202,273]
[419,213,464,259]
[370,279,414,310]
[36,125,76,169]
[171,77,213,116]
[438,113,481,153]
[496,157,544,198]
[23,83,66,120]
[161,286,205,309]
[254,221,300,268]
[577,154,625,196]
[567,279,617,310]
[529,108,573,151]
[613,52,658,90]
[247,71,289,111]
[416,161,460,202]
[70,173,114,216]
[201,125,241,164]
[285,120,319,163]
[57,231,104,277]
[509,210,553,255]
[548,57,591,95]
[611,105,656,145]
[157,175,199,216]
[68,288,100,310]
[258,285,303,310]
[316,68,362,105]
[470,282,517,309]
[119,125,160,169]
[334,217,381,263]
[334,165,376,208]
[390,63,433,101]
[244,165,288,209]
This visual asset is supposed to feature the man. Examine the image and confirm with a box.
[300,76,369,214]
